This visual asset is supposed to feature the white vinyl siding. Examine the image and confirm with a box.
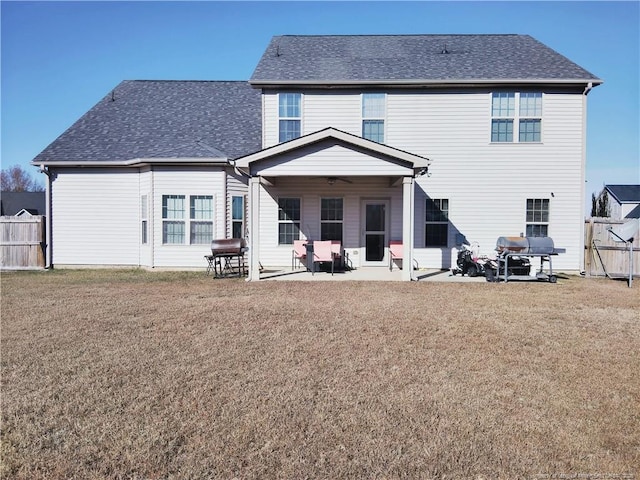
[250,142,414,177]
[257,89,584,271]
[50,168,140,266]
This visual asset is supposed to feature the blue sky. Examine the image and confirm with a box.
[2,1,639,203]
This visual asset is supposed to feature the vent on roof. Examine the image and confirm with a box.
[440,44,449,54]
[275,44,280,57]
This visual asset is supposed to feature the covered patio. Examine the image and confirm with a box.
[234,128,431,281]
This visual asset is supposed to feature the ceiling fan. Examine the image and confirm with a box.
[326,176,353,185]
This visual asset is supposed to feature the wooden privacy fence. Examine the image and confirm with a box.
[584,217,640,278]
[0,216,46,269]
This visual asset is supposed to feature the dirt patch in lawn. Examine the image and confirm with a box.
[1,270,638,479]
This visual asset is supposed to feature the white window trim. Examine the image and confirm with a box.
[490,92,543,144]
[231,195,246,239]
[277,197,302,245]
[141,194,148,245]
[278,93,303,143]
[361,93,386,143]
[161,194,214,245]
[525,198,550,237]
[425,198,450,248]
[320,197,344,242]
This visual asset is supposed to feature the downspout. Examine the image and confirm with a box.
[579,82,593,274]
[150,168,155,269]
[39,164,52,269]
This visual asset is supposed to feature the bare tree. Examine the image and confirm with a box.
[0,165,45,192]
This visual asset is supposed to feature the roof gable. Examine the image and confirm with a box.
[250,34,602,87]
[235,127,430,175]
[33,81,262,165]
[605,185,640,203]
[626,204,640,219]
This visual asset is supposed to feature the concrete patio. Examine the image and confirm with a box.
[259,267,489,282]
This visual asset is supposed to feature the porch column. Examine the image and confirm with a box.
[402,176,414,281]
[248,176,261,281]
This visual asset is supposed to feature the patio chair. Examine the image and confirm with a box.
[330,240,343,269]
[292,239,307,270]
[389,240,403,271]
[313,240,336,275]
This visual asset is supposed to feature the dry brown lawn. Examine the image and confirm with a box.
[1,269,639,479]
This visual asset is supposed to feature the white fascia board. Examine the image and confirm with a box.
[235,128,430,170]
[249,78,604,88]
[32,157,228,167]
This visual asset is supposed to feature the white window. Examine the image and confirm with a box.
[190,195,213,244]
[141,195,148,244]
[279,93,301,142]
[519,93,542,142]
[491,92,542,143]
[278,198,301,245]
[320,198,343,243]
[231,195,245,239]
[425,198,449,247]
[162,194,213,245]
[526,199,549,237]
[362,93,385,143]
[162,195,185,244]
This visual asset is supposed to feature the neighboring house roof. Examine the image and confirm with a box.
[626,204,640,219]
[33,81,262,165]
[250,34,602,87]
[605,185,640,204]
[0,191,46,216]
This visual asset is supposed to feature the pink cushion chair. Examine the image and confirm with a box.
[313,240,336,275]
[292,240,307,270]
[389,240,403,271]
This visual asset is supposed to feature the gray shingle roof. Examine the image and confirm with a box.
[250,34,601,85]
[1,191,46,216]
[33,81,262,164]
[626,204,640,219]
[606,185,640,203]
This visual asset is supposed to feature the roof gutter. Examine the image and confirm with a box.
[31,157,229,168]
[249,78,604,88]
[583,81,594,96]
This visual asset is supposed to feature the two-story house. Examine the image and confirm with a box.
[32,34,601,279]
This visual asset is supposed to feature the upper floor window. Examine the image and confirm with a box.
[526,198,549,237]
[491,92,542,143]
[425,198,449,247]
[279,93,301,143]
[362,93,385,143]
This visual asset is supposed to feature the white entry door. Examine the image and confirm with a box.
[361,200,389,265]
